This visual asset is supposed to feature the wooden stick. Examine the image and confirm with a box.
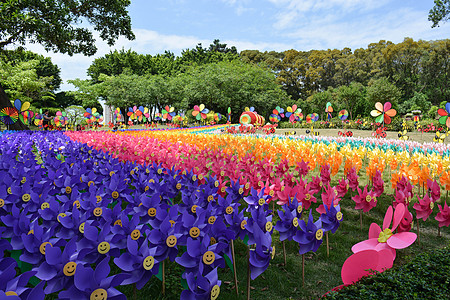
[438,226,441,237]
[416,218,420,246]
[162,259,165,295]
[282,240,287,266]
[360,210,363,230]
[247,247,251,300]
[302,254,305,288]
[231,239,239,295]
[326,231,329,257]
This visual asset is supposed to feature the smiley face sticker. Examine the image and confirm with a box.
[147,207,156,217]
[90,288,107,300]
[0,199,4,208]
[207,195,214,202]
[93,207,103,217]
[210,285,220,300]
[189,227,200,238]
[265,221,273,232]
[297,205,303,214]
[79,222,85,233]
[240,220,247,230]
[208,216,216,225]
[97,241,110,254]
[225,206,233,214]
[63,262,77,276]
[39,242,52,255]
[202,251,215,265]
[191,205,198,214]
[336,211,343,221]
[41,202,50,210]
[143,256,154,270]
[57,213,67,222]
[258,198,265,206]
[22,193,31,202]
[130,229,141,240]
[292,217,299,227]
[73,200,80,209]
[315,229,324,240]
[114,220,122,227]
[166,235,177,247]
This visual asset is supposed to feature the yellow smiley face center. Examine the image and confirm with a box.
[90,288,107,300]
[265,221,273,232]
[41,202,50,210]
[97,242,110,254]
[336,211,343,221]
[63,262,77,276]
[292,217,299,227]
[315,229,323,240]
[131,229,141,240]
[225,206,233,214]
[258,198,265,206]
[211,284,220,300]
[40,242,52,255]
[143,256,154,270]
[189,227,200,238]
[93,207,102,217]
[208,216,216,224]
[202,251,215,265]
[166,235,177,247]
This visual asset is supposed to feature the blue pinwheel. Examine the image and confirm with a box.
[320,204,343,234]
[181,268,222,300]
[293,210,323,254]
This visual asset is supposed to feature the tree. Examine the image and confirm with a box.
[336,82,366,120]
[0,0,134,129]
[366,77,401,109]
[429,0,450,27]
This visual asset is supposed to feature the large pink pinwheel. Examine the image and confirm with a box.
[352,203,416,260]
[370,102,397,125]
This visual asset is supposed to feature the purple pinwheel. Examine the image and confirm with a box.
[148,217,182,262]
[176,235,226,277]
[181,268,222,300]
[35,238,83,294]
[58,257,129,300]
[77,223,120,264]
[225,179,246,202]
[243,187,271,211]
[320,204,343,234]
[248,222,273,280]
[294,210,324,255]
[223,203,248,240]
[114,236,160,289]
[177,209,208,246]
[275,204,300,241]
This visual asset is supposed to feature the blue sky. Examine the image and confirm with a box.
[19,0,450,91]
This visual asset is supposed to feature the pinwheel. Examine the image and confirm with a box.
[14,99,33,125]
[214,112,222,122]
[180,268,221,300]
[285,105,301,123]
[398,129,409,140]
[338,109,348,121]
[54,111,68,127]
[162,105,176,121]
[325,102,333,120]
[269,114,280,123]
[113,108,122,122]
[34,109,44,127]
[245,106,256,113]
[295,111,304,121]
[0,107,19,125]
[248,221,273,280]
[275,204,301,241]
[352,203,417,261]
[192,104,209,120]
[293,210,323,255]
[154,112,162,121]
[435,202,450,228]
[433,131,446,143]
[352,185,377,213]
[370,102,397,125]
[273,106,285,119]
[306,113,319,124]
[127,106,138,121]
[227,107,231,122]
[437,102,450,129]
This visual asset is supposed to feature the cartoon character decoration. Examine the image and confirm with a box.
[370,102,397,125]
[325,102,333,121]
[239,108,265,127]
[434,131,446,143]
[372,123,387,139]
[398,121,409,141]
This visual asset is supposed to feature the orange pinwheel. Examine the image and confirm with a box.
[370,102,397,125]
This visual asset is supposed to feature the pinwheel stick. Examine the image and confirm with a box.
[360,210,363,230]
[302,254,305,288]
[247,247,251,300]
[416,218,420,245]
[326,232,329,257]
[162,259,166,295]
[231,239,239,295]
[282,240,287,266]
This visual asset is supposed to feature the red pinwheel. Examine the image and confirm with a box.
[437,102,450,128]
[370,102,397,125]
[192,104,209,120]
[0,107,19,125]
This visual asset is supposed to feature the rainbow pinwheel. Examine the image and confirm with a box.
[192,104,209,120]
[214,112,222,122]
[141,106,150,122]
[0,107,19,125]
[325,102,333,120]
[269,114,280,123]
[34,109,44,127]
[21,110,35,125]
[54,111,68,127]
[370,102,397,125]
[338,109,348,121]
[295,111,304,121]
[154,112,162,121]
[286,105,301,123]
[113,108,123,122]
[306,113,319,124]
[127,106,139,120]
[437,102,450,128]
[162,106,176,121]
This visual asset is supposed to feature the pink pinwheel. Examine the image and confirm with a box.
[372,170,384,197]
[413,194,434,221]
[397,204,413,233]
[435,202,450,228]
[352,185,377,213]
[427,179,440,202]
[352,203,417,260]
[370,102,397,125]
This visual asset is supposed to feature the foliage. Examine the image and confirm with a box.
[66,79,102,111]
[366,77,401,107]
[65,105,86,125]
[429,0,450,27]
[325,247,450,299]
[0,0,134,56]
[397,92,432,116]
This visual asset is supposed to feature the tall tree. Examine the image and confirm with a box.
[0,0,134,129]
[429,0,450,27]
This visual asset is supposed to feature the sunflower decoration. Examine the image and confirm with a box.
[434,131,446,144]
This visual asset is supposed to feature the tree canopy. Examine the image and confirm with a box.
[429,0,450,27]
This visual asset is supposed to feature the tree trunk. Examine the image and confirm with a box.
[0,83,29,130]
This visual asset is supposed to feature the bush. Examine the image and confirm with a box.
[324,247,450,299]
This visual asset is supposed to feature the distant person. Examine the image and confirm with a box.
[43,110,52,130]
[76,124,82,131]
